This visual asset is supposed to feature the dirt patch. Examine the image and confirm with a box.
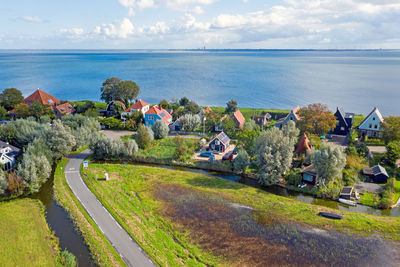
[154,184,399,267]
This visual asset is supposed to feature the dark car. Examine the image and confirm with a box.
[232,148,238,155]
[200,151,213,158]
[222,151,233,161]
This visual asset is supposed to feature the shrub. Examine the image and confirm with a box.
[152,120,169,139]
[285,169,302,186]
[173,137,189,161]
[180,114,201,132]
[0,171,7,195]
[136,124,153,149]
[59,249,77,267]
[7,172,24,194]
[233,150,250,175]
[386,141,400,166]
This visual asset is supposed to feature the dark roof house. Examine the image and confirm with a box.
[252,112,271,127]
[362,165,389,184]
[209,132,231,152]
[301,165,318,185]
[331,107,354,136]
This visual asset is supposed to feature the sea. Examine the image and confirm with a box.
[1,49,400,115]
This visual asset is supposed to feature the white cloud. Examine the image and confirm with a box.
[94,18,134,38]
[20,16,44,23]
[60,28,84,35]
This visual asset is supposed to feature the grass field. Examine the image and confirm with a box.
[361,192,378,207]
[53,158,125,267]
[82,163,400,266]
[0,199,58,266]
[134,137,198,160]
[210,107,289,120]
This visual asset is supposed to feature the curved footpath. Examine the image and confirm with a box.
[65,150,155,267]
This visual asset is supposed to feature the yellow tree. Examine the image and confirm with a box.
[296,103,337,136]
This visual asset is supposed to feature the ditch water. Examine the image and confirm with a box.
[156,184,400,267]
[29,171,95,267]
[162,165,400,217]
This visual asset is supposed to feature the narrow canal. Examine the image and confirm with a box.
[29,170,95,267]
[164,165,400,217]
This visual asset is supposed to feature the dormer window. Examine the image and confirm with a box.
[48,99,53,104]
[373,117,375,121]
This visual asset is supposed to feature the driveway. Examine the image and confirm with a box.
[65,150,155,267]
[367,146,387,154]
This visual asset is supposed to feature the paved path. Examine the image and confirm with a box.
[368,146,387,154]
[65,150,155,267]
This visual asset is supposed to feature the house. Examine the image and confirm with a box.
[275,107,300,129]
[331,107,354,136]
[232,109,245,129]
[10,89,75,117]
[0,141,21,171]
[169,118,181,132]
[295,133,312,157]
[209,131,230,153]
[121,100,150,117]
[54,103,76,118]
[145,105,172,126]
[362,165,389,184]
[252,112,271,127]
[301,165,318,185]
[358,107,384,138]
[339,186,356,200]
[104,100,126,117]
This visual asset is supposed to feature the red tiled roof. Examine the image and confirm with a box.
[296,133,312,155]
[146,105,172,124]
[125,100,149,112]
[22,89,60,107]
[232,109,245,129]
[55,102,75,115]
[203,106,212,113]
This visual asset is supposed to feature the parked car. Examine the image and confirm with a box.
[222,151,233,161]
[200,151,213,158]
[232,148,238,155]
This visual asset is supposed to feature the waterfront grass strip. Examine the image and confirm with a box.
[54,158,125,267]
[0,199,58,266]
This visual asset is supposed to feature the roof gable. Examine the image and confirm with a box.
[125,100,149,112]
[211,131,230,145]
[22,89,60,106]
[359,107,384,129]
[296,133,312,154]
[146,106,172,124]
[232,110,245,128]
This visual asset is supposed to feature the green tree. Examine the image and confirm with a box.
[296,103,337,136]
[100,117,122,129]
[204,110,223,132]
[159,99,169,109]
[115,80,140,107]
[282,120,300,145]
[243,119,260,131]
[382,116,400,145]
[28,101,54,118]
[311,142,346,186]
[386,141,400,166]
[254,127,296,185]
[236,129,259,154]
[179,97,189,107]
[14,103,30,118]
[136,124,152,149]
[222,116,237,138]
[152,120,169,139]
[0,106,7,120]
[7,172,24,195]
[173,137,189,161]
[100,77,122,104]
[225,99,238,114]
[233,150,250,175]
[46,120,76,160]
[183,101,201,115]
[0,88,24,111]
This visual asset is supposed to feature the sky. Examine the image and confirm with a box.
[1,0,400,49]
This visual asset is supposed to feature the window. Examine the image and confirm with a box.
[374,125,378,129]
[148,115,154,120]
[340,127,345,131]
[373,117,375,121]
[48,99,53,104]
[369,124,372,128]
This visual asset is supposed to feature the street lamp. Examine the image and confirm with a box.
[203,117,206,136]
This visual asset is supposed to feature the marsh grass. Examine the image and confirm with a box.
[83,163,400,266]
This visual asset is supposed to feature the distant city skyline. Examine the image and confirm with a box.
[2,0,400,49]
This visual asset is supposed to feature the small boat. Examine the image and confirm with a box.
[338,198,357,206]
[318,212,343,220]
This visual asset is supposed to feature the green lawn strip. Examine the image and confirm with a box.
[83,164,225,266]
[136,137,198,160]
[353,115,365,128]
[394,180,400,204]
[0,199,58,266]
[210,107,290,120]
[53,158,125,267]
[83,163,400,266]
[361,192,378,207]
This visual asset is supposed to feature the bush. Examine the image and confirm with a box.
[59,249,77,267]
[136,124,153,149]
[285,169,302,186]
[378,178,395,209]
[152,120,169,139]
[0,171,7,195]
[386,141,400,166]
[173,137,189,161]
[89,134,135,160]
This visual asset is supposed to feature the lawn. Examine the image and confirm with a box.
[353,115,365,128]
[53,158,125,267]
[394,179,400,204]
[0,199,58,266]
[82,163,400,266]
[210,107,289,120]
[135,137,198,160]
[361,192,378,207]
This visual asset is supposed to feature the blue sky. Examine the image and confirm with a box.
[2,0,400,49]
